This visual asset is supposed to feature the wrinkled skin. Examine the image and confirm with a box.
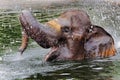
[19,10,116,61]
[19,10,61,53]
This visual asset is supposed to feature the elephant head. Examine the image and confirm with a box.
[18,10,116,61]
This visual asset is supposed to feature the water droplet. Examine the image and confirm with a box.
[0,57,2,61]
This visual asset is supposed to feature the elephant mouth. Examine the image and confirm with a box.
[44,46,59,61]
[50,47,59,53]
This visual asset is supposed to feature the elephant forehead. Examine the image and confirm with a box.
[46,19,61,33]
[56,17,71,27]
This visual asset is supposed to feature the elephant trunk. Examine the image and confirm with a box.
[19,10,61,54]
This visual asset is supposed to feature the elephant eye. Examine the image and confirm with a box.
[62,26,70,33]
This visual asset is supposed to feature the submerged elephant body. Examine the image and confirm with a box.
[19,10,116,61]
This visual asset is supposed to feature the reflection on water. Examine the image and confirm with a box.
[0,0,120,80]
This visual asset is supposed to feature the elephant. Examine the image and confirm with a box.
[19,10,116,61]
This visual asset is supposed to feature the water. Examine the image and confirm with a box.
[0,0,120,80]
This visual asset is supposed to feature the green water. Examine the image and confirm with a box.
[0,0,120,80]
[0,11,20,53]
